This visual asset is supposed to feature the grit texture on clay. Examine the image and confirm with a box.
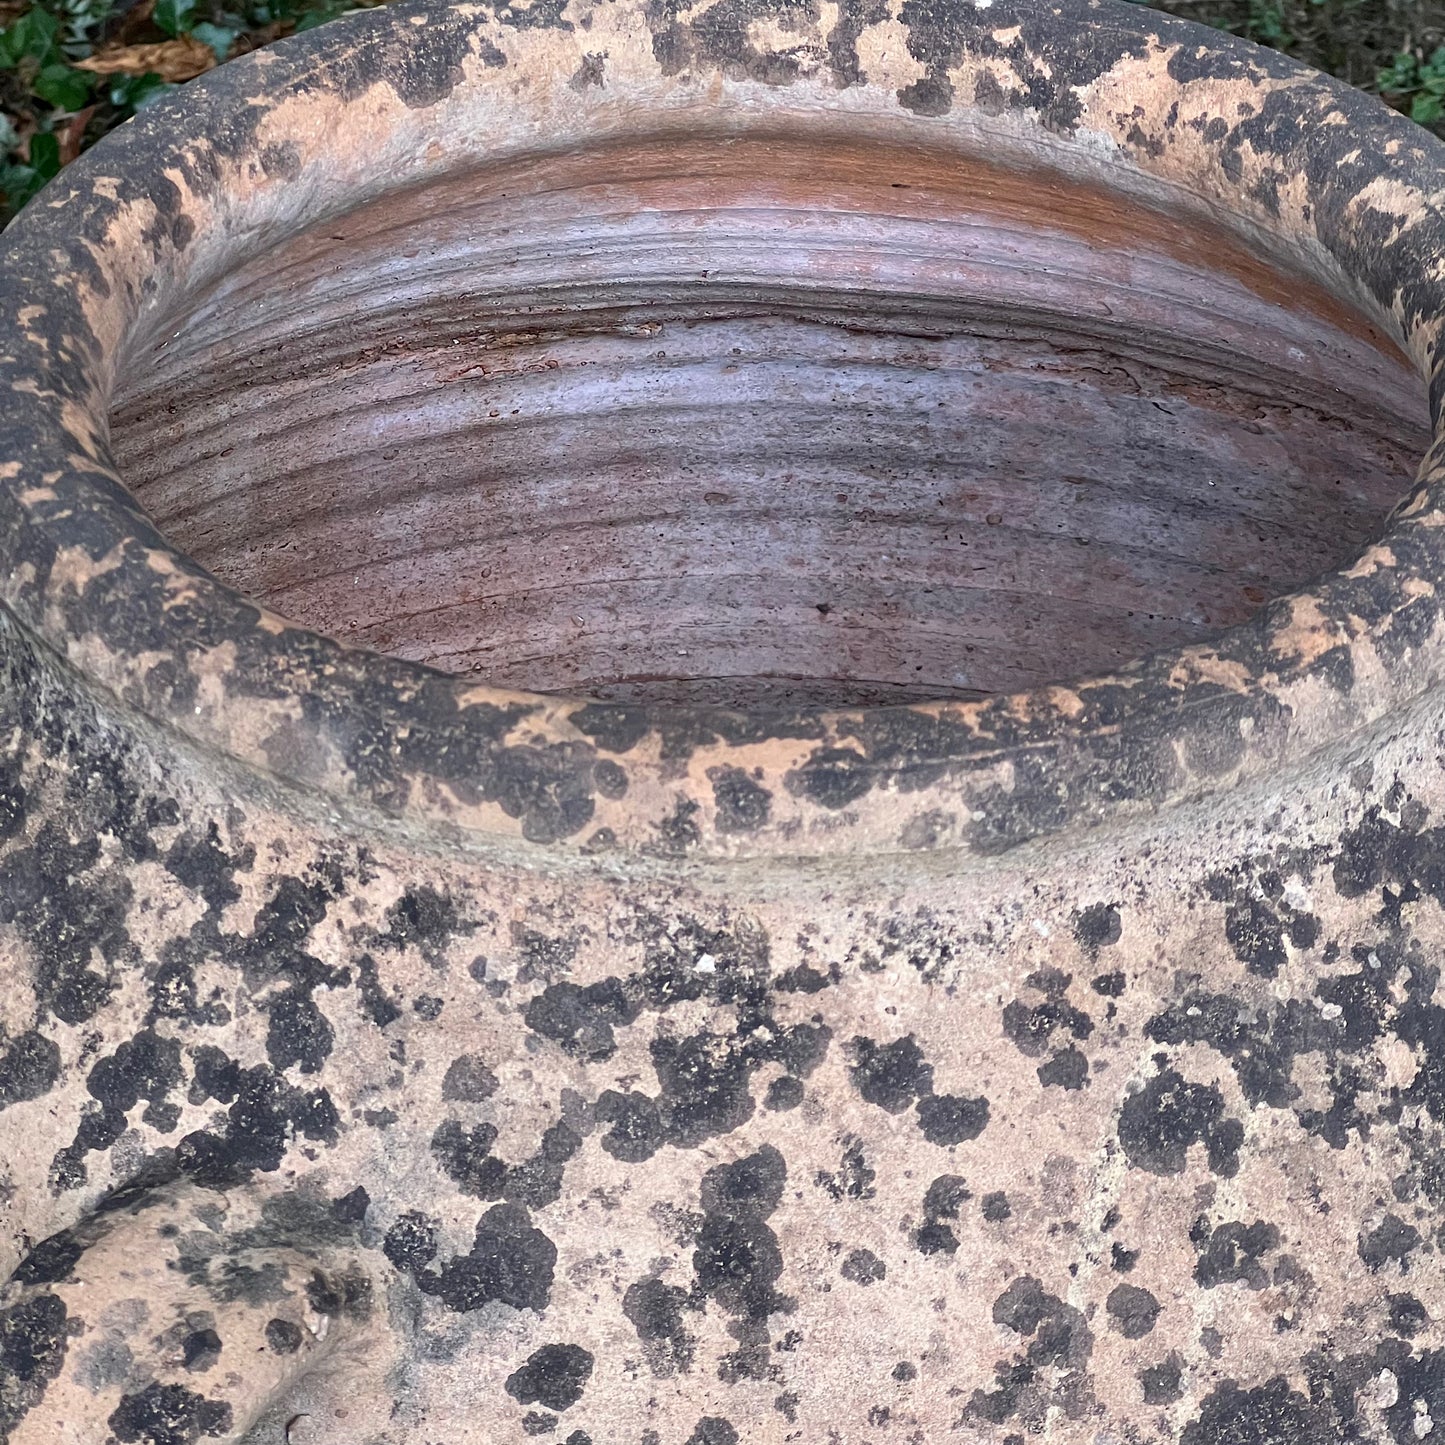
[0,0,1444,1441]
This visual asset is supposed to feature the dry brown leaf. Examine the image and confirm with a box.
[57,105,97,165]
[73,36,214,83]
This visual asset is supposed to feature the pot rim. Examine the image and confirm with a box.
[0,0,1442,862]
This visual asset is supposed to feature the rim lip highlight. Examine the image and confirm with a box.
[0,0,1443,863]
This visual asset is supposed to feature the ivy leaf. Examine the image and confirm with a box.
[153,0,197,37]
[1413,93,1444,126]
[0,8,62,68]
[27,131,61,180]
[190,21,240,60]
[33,62,93,111]
[108,71,172,114]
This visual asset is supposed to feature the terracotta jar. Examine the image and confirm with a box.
[2,0,1444,1439]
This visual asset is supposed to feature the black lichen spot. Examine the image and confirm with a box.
[981,1191,1011,1222]
[417,1204,557,1314]
[442,1054,499,1103]
[504,1121,581,1210]
[265,986,334,1074]
[525,978,638,1062]
[841,1248,886,1285]
[710,767,772,833]
[1074,903,1121,954]
[594,1089,663,1163]
[181,1328,221,1371]
[1106,1283,1161,1339]
[915,1173,969,1255]
[88,1028,182,1117]
[764,1075,803,1111]
[431,1120,506,1199]
[917,1091,990,1144]
[107,1381,233,1444]
[522,1412,557,1436]
[382,1211,438,1274]
[623,1277,695,1376]
[693,1146,790,1329]
[1389,1293,1430,1338]
[848,1034,933,1112]
[175,1059,338,1187]
[264,1318,303,1354]
[0,1293,69,1437]
[0,1029,61,1109]
[1180,1377,1332,1445]
[893,1361,917,1382]
[650,1030,756,1148]
[1360,1214,1423,1273]
[1193,1220,1280,1289]
[970,1273,1093,1425]
[1117,1067,1242,1176]
[815,1137,876,1201]
[1140,1352,1184,1405]
[685,1419,739,1445]
[11,1229,83,1285]
[1002,992,1094,1059]
[505,1343,595,1412]
[785,746,873,809]
[1092,971,1126,997]
[1037,1047,1089,1091]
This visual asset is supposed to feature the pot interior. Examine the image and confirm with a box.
[110,133,1431,709]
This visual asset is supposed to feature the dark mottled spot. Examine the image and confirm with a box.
[1106,1283,1161,1339]
[686,1419,739,1445]
[1181,1377,1332,1445]
[710,767,772,833]
[11,1229,83,1285]
[892,1361,917,1382]
[525,978,637,1062]
[1360,1214,1423,1273]
[1075,903,1121,953]
[441,1054,499,1103]
[505,1343,595,1411]
[1117,1067,1241,1176]
[266,987,334,1074]
[1038,1047,1089,1090]
[1194,1220,1281,1289]
[382,1211,438,1274]
[264,1318,303,1354]
[848,1034,932,1113]
[1389,1292,1430,1338]
[917,1091,990,1143]
[420,1204,557,1314]
[431,1119,505,1199]
[1140,1352,1184,1404]
[981,1191,1011,1222]
[181,1328,221,1371]
[764,1075,804,1111]
[815,1137,875,1201]
[595,1089,663,1163]
[785,746,872,809]
[108,1381,233,1444]
[332,1185,370,1225]
[0,1293,69,1436]
[841,1248,886,1284]
[0,1029,61,1108]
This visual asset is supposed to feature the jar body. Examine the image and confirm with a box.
[5,610,1444,1443]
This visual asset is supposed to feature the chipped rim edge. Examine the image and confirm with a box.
[0,0,1443,863]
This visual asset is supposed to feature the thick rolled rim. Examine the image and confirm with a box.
[0,0,1442,862]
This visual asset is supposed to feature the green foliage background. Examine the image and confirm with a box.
[0,0,1440,224]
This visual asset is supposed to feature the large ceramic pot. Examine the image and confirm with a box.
[2,0,1444,1439]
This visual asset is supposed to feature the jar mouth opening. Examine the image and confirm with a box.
[2,0,1444,860]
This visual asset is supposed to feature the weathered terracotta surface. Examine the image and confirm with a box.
[2,1,1445,1441]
